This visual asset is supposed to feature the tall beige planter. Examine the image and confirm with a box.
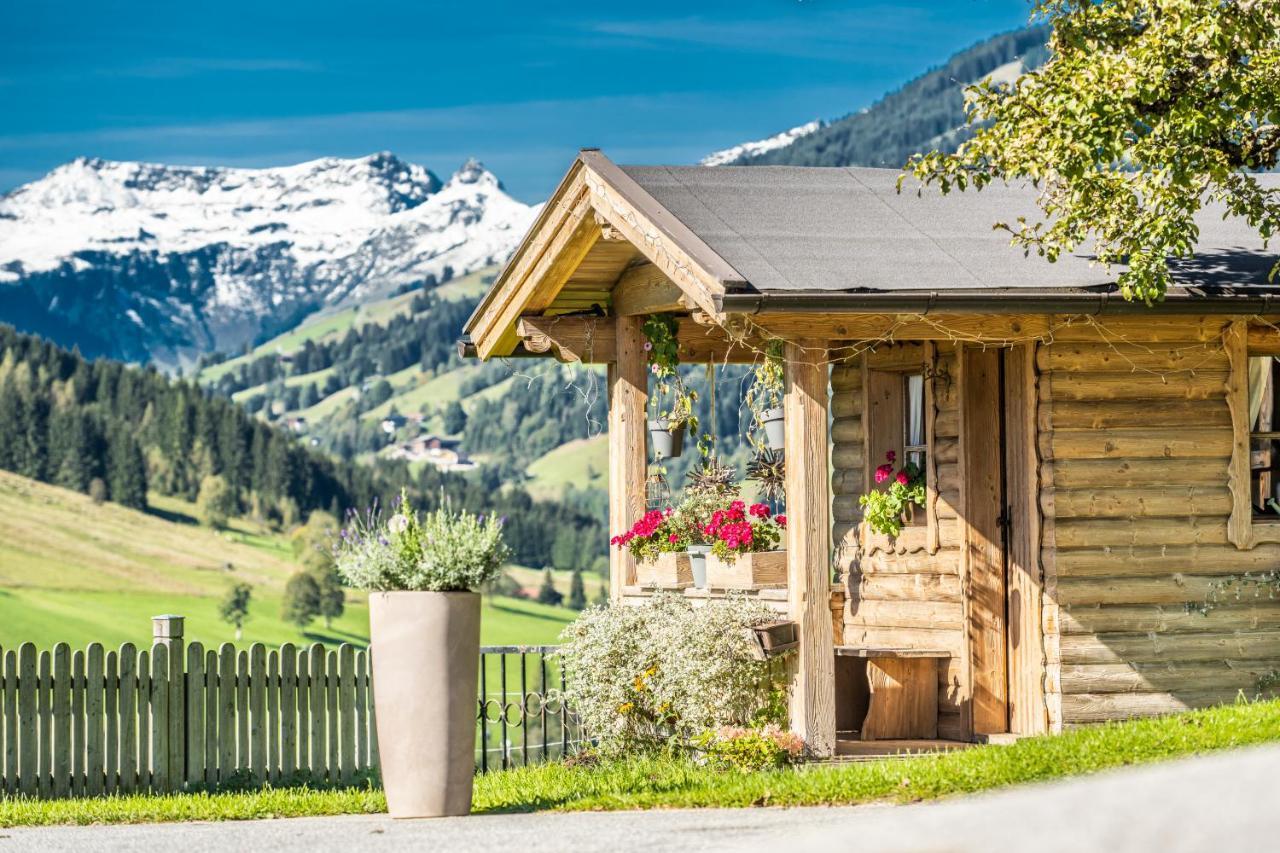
[369,590,481,818]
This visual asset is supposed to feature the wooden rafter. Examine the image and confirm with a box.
[515,315,760,364]
[611,263,688,316]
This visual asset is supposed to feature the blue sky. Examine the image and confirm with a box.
[1,0,1034,202]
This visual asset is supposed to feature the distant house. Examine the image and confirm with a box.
[385,434,476,471]
[284,416,308,434]
[380,413,407,434]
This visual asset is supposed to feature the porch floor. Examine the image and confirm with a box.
[832,734,975,761]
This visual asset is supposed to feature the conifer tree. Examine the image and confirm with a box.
[567,569,587,611]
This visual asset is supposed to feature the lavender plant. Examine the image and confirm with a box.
[334,492,509,592]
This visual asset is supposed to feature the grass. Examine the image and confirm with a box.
[2,701,1278,827]
[525,435,608,500]
[0,472,579,650]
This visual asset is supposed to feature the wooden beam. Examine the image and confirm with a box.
[609,316,648,599]
[611,263,688,316]
[470,172,597,359]
[1225,319,1253,549]
[746,313,1051,343]
[515,315,761,364]
[784,339,836,757]
[1247,322,1280,355]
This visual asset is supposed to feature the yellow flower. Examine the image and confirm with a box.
[617,702,635,715]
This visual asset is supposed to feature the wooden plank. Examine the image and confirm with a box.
[844,598,965,631]
[1004,345,1046,735]
[354,649,368,771]
[149,644,168,793]
[250,644,267,784]
[860,658,938,740]
[751,313,1050,343]
[1225,319,1252,549]
[281,643,297,781]
[1048,517,1228,548]
[784,339,837,756]
[2,649,14,796]
[51,644,70,799]
[368,657,379,773]
[1246,322,1280,354]
[1051,457,1230,489]
[218,644,235,782]
[1048,370,1229,402]
[1048,315,1228,343]
[863,365,902,495]
[267,648,280,784]
[104,649,118,795]
[165,634,183,794]
[611,262,687,315]
[309,644,325,779]
[853,571,962,603]
[326,649,339,783]
[1036,340,1228,372]
[237,649,249,776]
[1055,574,1267,606]
[297,647,310,775]
[1060,631,1280,665]
[37,649,51,797]
[1060,660,1280,694]
[608,315,648,598]
[1046,428,1232,461]
[17,644,36,796]
[117,644,137,794]
[1041,399,1231,430]
[186,642,205,787]
[1060,689,1243,722]
[85,643,104,797]
[962,346,1008,736]
[136,648,150,792]
[339,645,355,782]
[203,649,217,785]
[1059,602,1280,635]
[925,341,941,554]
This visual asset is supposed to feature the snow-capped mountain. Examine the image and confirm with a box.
[0,153,537,364]
[700,121,824,167]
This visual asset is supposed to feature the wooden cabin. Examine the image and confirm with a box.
[461,149,1280,755]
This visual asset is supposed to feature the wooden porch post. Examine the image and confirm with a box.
[608,315,648,600]
[783,340,836,756]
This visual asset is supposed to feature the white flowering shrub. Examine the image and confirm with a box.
[557,594,789,754]
[334,493,509,592]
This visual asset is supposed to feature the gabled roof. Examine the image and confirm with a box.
[464,150,1280,358]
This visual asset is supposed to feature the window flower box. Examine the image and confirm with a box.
[706,549,787,588]
[639,551,693,586]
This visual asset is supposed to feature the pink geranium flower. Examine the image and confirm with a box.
[896,470,909,486]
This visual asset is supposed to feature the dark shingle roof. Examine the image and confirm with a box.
[618,164,1280,298]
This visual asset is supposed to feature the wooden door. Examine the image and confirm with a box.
[961,347,1009,735]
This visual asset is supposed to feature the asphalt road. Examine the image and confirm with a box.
[4,743,1277,853]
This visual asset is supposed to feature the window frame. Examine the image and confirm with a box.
[1226,320,1280,548]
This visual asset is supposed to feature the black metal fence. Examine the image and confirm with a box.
[477,645,582,772]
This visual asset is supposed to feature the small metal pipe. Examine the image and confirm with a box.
[719,290,1279,316]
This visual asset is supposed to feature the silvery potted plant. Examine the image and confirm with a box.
[643,313,697,460]
[746,340,785,452]
[335,493,508,818]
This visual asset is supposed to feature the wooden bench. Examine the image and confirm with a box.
[835,647,951,741]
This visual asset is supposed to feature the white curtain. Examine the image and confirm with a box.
[906,373,925,449]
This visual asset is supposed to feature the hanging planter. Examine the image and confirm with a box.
[687,544,711,588]
[648,418,686,460]
[747,340,786,452]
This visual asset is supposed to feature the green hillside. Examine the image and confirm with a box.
[0,471,581,650]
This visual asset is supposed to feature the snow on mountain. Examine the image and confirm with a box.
[0,153,537,364]
[700,121,825,167]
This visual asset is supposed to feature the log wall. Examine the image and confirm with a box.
[830,345,968,740]
[1039,316,1280,727]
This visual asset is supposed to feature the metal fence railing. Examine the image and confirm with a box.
[476,645,584,772]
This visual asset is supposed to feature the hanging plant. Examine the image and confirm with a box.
[859,451,926,537]
[744,340,785,451]
[643,314,699,459]
[746,448,786,509]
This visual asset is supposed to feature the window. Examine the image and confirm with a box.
[1249,356,1280,517]
[903,373,926,472]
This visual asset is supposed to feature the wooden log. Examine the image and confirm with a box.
[1051,457,1230,489]
[104,650,118,795]
[844,599,965,630]
[609,315,648,596]
[1041,399,1231,431]
[851,571,963,603]
[52,644,70,799]
[339,645,355,782]
[309,644,325,778]
[830,445,864,471]
[1054,543,1280,577]
[831,469,864,497]
[1055,574,1256,606]
[1059,660,1280,694]
[1060,689,1243,722]
[249,644,266,784]
[830,417,863,444]
[1047,315,1227,342]
[281,643,297,780]
[1060,630,1280,664]
[858,549,963,575]
[830,394,860,417]
[516,315,759,364]
[1037,341,1227,372]
[935,437,958,465]
[830,363,863,391]
[1044,487,1232,519]
[1045,429,1232,461]
[186,643,205,788]
[85,643,103,797]
[611,262,687,315]
[1048,517,1228,548]
[839,625,964,656]
[1060,602,1280,635]
[784,339,836,756]
[1047,371,1228,401]
[752,312,1050,343]
[117,644,136,794]
[217,644,235,783]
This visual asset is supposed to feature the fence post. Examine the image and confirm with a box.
[152,616,185,792]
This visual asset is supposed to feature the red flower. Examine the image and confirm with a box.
[776,515,786,528]
[895,470,909,486]
[748,503,771,519]
[668,534,679,543]
[886,450,896,463]
[874,464,892,484]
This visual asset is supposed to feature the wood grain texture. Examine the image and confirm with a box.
[860,658,940,740]
[961,346,1008,736]
[608,315,648,598]
[784,339,837,756]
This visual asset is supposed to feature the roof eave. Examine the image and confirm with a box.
[719,290,1280,316]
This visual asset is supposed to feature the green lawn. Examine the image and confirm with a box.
[0,472,579,651]
[3,701,1278,826]
[525,435,608,500]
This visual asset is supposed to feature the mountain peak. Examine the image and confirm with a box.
[449,158,501,190]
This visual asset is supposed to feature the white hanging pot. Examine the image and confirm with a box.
[760,407,785,451]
